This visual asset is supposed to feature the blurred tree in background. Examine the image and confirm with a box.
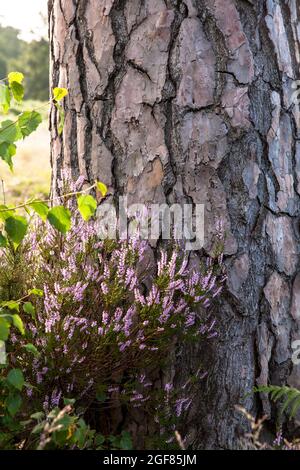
[0,23,49,100]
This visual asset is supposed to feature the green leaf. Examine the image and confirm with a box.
[5,215,28,247]
[8,72,24,85]
[94,434,105,447]
[0,84,11,114]
[32,422,45,434]
[47,206,71,234]
[0,300,20,312]
[23,343,39,356]
[29,201,49,221]
[63,398,75,406]
[7,369,24,391]
[0,317,10,341]
[28,288,43,297]
[6,393,22,417]
[18,111,42,138]
[0,120,22,143]
[0,232,7,247]
[10,82,24,102]
[53,87,68,102]
[30,411,44,420]
[1,300,19,311]
[120,431,133,450]
[0,142,16,170]
[0,205,14,221]
[96,181,108,197]
[23,302,36,319]
[77,194,97,221]
[12,314,25,335]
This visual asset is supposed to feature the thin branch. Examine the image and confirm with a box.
[0,183,98,213]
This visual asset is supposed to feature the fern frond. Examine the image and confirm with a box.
[254,385,300,419]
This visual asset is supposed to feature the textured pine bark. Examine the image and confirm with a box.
[49,0,300,449]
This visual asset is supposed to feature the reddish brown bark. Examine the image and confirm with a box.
[49,0,300,449]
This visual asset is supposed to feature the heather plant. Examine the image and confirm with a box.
[2,185,225,444]
[0,178,226,447]
[0,72,226,450]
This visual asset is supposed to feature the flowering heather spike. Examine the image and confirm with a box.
[178,256,189,276]
[158,251,167,275]
[168,251,178,279]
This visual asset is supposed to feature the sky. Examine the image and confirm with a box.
[0,0,48,41]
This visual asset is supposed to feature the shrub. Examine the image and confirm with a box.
[0,182,226,448]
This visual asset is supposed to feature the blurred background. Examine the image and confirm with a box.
[0,0,50,203]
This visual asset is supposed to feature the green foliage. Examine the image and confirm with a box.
[0,72,80,243]
[53,88,68,102]
[0,74,42,170]
[0,142,16,170]
[7,72,24,85]
[23,302,36,318]
[18,111,42,137]
[96,181,108,197]
[21,39,49,101]
[254,385,300,419]
[28,289,43,297]
[47,206,72,234]
[23,343,39,356]
[4,215,28,247]
[0,316,10,341]
[29,201,49,221]
[23,403,133,450]
[0,119,22,143]
[8,72,24,102]
[6,369,24,391]
[0,25,49,101]
[0,232,7,247]
[77,194,97,221]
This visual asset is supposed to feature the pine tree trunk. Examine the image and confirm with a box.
[49,0,300,449]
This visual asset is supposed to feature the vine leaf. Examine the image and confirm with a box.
[29,201,49,221]
[7,368,24,391]
[7,72,24,85]
[77,194,97,221]
[0,142,16,170]
[96,181,108,197]
[53,87,68,102]
[47,206,71,234]
[18,111,42,138]
[5,215,28,248]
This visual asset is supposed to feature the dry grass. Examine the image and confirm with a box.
[0,103,51,205]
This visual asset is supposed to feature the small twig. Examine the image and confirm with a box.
[175,430,185,450]
[0,183,97,213]
[38,405,72,450]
